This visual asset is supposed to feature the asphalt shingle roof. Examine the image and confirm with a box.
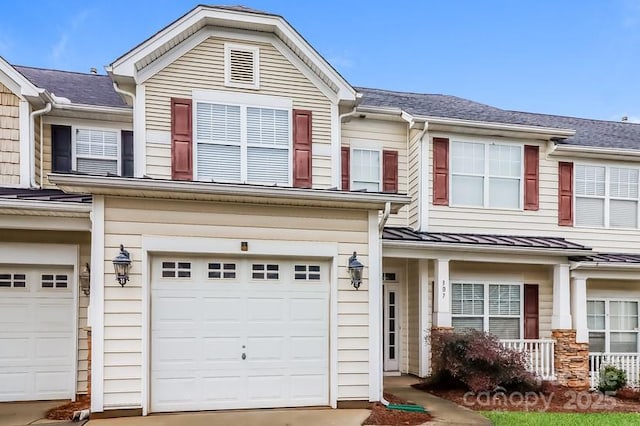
[14,65,129,108]
[383,227,590,251]
[358,87,640,150]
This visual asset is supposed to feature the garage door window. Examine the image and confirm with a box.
[0,273,26,288]
[41,274,68,289]
[208,262,237,279]
[294,264,321,281]
[161,262,191,278]
[252,263,279,280]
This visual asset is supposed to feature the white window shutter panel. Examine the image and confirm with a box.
[575,197,605,227]
[247,147,288,184]
[610,200,638,228]
[196,143,241,182]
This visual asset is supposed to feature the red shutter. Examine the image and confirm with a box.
[341,147,350,191]
[293,109,312,188]
[433,138,449,205]
[382,150,399,193]
[524,145,539,211]
[524,284,539,339]
[558,161,573,226]
[171,98,193,180]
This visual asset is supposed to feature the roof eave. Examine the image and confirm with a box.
[551,144,640,160]
[383,239,591,257]
[0,198,91,215]
[570,261,640,271]
[48,174,410,213]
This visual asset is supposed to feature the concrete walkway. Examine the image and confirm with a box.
[384,376,492,425]
[0,401,80,426]
[87,409,369,426]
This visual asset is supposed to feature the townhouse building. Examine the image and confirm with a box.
[1,4,639,417]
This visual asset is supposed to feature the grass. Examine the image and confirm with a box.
[482,411,640,426]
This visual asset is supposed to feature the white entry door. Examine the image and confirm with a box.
[0,266,75,401]
[151,257,330,412]
[383,283,400,372]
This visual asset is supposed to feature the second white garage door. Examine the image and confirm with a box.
[151,256,330,412]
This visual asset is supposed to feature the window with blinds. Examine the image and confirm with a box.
[351,149,381,192]
[195,102,290,185]
[588,299,639,353]
[450,141,522,209]
[575,165,639,229]
[451,282,521,339]
[75,129,118,175]
[224,43,259,89]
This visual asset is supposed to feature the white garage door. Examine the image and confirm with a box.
[0,266,75,401]
[151,257,329,412]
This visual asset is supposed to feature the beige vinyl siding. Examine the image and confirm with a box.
[342,118,409,226]
[0,229,91,394]
[407,128,422,229]
[144,36,333,188]
[145,143,171,179]
[101,197,373,408]
[588,279,640,299]
[0,83,20,186]
[427,133,640,253]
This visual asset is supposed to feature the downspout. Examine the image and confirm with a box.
[338,106,358,189]
[378,201,392,406]
[112,82,135,105]
[30,102,52,188]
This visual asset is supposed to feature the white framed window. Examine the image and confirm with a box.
[193,92,292,186]
[161,261,192,279]
[0,272,27,289]
[452,282,522,339]
[252,263,279,280]
[450,140,522,209]
[575,164,639,229]
[224,43,260,89]
[41,273,68,289]
[588,299,639,353]
[73,128,120,175]
[208,262,237,280]
[351,148,381,192]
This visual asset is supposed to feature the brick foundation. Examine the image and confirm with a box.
[552,329,589,389]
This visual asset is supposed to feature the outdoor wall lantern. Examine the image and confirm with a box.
[79,263,91,296]
[348,251,364,290]
[112,244,132,287]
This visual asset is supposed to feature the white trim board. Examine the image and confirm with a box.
[0,242,78,265]
[89,196,105,413]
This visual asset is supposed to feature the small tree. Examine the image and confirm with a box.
[430,329,536,393]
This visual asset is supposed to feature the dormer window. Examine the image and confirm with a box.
[224,43,260,89]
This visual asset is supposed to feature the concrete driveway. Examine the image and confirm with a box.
[0,401,79,426]
[87,409,370,426]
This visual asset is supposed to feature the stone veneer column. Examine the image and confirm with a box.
[552,329,589,389]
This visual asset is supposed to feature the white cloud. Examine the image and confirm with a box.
[49,9,90,63]
[326,49,355,70]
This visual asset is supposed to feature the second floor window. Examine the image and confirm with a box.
[195,102,290,185]
[575,165,639,228]
[351,148,381,191]
[75,129,119,175]
[450,141,522,209]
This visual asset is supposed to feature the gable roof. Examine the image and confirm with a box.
[109,4,356,102]
[14,65,128,108]
[358,87,640,150]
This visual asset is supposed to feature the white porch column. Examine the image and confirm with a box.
[571,277,588,343]
[552,264,572,329]
[418,259,430,377]
[432,259,451,328]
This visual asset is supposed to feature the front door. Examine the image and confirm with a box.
[383,281,400,372]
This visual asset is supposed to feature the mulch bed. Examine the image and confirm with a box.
[45,395,90,420]
[362,392,433,425]
[413,382,640,413]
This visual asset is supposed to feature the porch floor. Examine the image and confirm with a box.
[384,375,491,425]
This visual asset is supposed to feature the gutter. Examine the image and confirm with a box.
[30,102,52,188]
[48,174,411,212]
[550,144,640,161]
[383,240,591,257]
[570,261,640,271]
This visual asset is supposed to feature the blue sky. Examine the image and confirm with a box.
[1,1,638,122]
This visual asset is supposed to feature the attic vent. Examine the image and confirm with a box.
[225,43,259,89]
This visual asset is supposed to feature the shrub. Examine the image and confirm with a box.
[598,365,627,393]
[429,329,536,393]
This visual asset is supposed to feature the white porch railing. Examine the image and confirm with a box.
[501,339,556,380]
[589,353,640,389]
